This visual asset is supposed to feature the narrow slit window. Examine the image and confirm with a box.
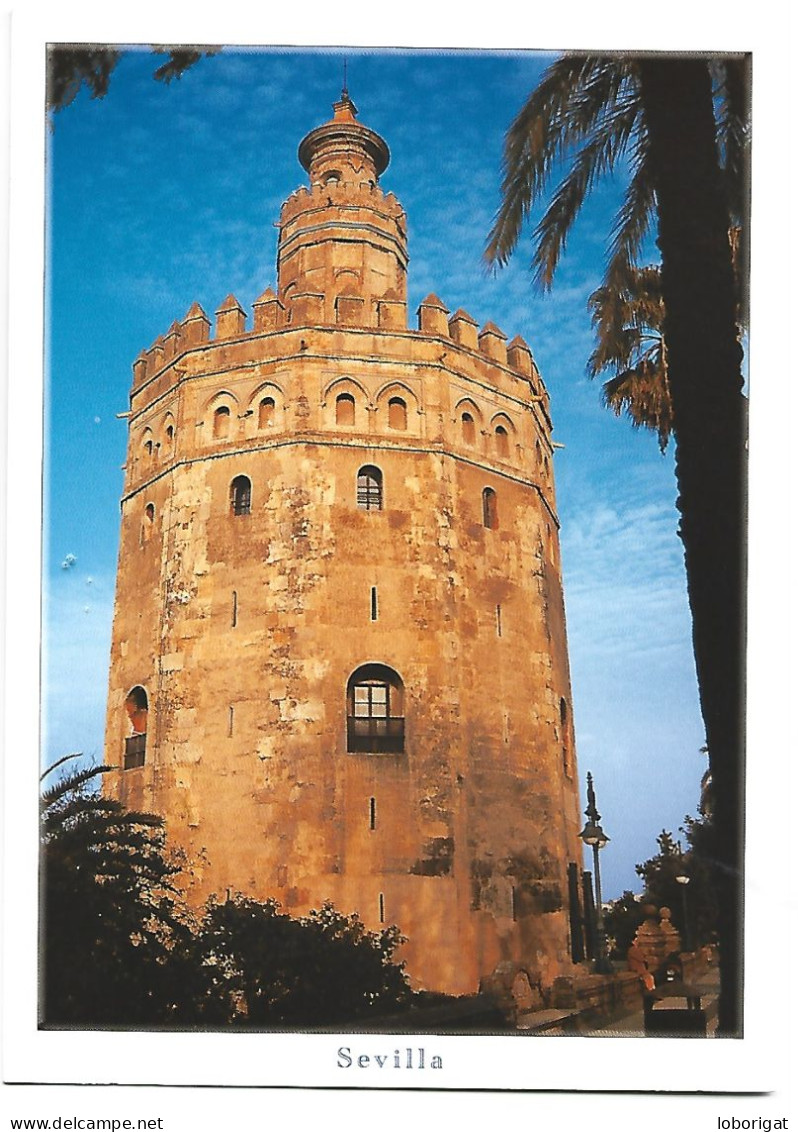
[379,892,385,923]
[369,797,377,830]
[496,604,502,637]
[371,586,378,621]
[482,487,498,529]
[228,705,235,737]
[232,590,238,627]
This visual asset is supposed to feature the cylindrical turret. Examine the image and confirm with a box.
[277,93,408,326]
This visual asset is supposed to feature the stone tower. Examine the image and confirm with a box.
[104,92,584,996]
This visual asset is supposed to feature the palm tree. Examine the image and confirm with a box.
[486,53,749,1035]
[40,757,194,1026]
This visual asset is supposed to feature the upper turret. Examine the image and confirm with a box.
[297,90,390,186]
[276,91,408,327]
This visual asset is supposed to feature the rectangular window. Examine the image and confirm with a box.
[232,590,238,627]
[354,683,389,719]
[371,586,378,621]
[369,796,377,830]
[228,705,234,737]
[379,892,385,924]
[496,603,502,637]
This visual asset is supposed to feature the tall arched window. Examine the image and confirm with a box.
[141,502,155,544]
[230,475,252,516]
[258,397,276,429]
[388,397,407,431]
[347,663,405,754]
[462,412,476,445]
[482,486,498,529]
[124,686,148,769]
[336,392,355,426]
[214,405,231,439]
[495,425,510,458]
[357,465,383,511]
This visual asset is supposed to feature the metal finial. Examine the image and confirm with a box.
[342,58,349,100]
[585,770,601,824]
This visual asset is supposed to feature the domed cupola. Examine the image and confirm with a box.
[298,90,390,187]
[276,90,408,328]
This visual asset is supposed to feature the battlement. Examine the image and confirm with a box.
[131,287,546,407]
[279,179,406,227]
[131,285,547,409]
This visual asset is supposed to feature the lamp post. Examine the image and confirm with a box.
[579,771,612,974]
[675,842,692,953]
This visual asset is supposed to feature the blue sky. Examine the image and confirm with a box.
[43,46,707,900]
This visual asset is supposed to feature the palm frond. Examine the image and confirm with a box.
[485,55,637,271]
[531,94,641,288]
[602,352,672,452]
[605,132,657,290]
[40,762,111,810]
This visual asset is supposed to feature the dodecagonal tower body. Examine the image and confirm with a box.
[104,94,583,995]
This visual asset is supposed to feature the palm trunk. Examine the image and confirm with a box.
[638,57,747,1036]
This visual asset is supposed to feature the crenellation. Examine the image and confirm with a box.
[163,320,182,362]
[182,302,211,347]
[132,351,148,388]
[215,294,247,340]
[417,293,450,336]
[478,321,508,366]
[252,287,285,333]
[147,335,165,372]
[448,308,480,352]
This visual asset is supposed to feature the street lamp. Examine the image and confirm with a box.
[579,771,612,974]
[675,842,692,953]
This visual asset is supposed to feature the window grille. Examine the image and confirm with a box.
[357,466,383,511]
[230,476,252,516]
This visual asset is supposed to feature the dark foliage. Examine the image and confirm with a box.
[188,896,411,1027]
[605,814,719,961]
[39,761,197,1027]
[46,44,219,115]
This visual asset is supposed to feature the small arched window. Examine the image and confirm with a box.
[258,397,276,429]
[143,436,154,463]
[357,465,383,511]
[347,663,405,754]
[141,502,155,545]
[164,423,174,451]
[214,405,231,439]
[388,397,407,431]
[462,412,476,445]
[336,393,356,426]
[124,685,148,769]
[230,475,252,516]
[482,486,498,530]
[495,425,510,458]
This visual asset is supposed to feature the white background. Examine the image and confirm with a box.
[2,1,795,1128]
